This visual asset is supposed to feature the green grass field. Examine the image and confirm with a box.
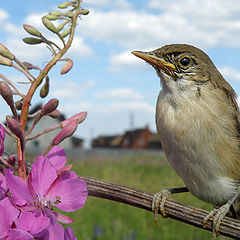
[63,151,230,240]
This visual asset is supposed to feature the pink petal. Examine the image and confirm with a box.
[33,221,64,240]
[16,210,50,234]
[7,229,34,240]
[60,170,78,180]
[46,209,74,224]
[0,173,7,200]
[0,125,5,141]
[64,227,77,240]
[56,164,72,175]
[5,169,32,205]
[0,125,4,156]
[47,178,88,212]
[31,155,57,197]
[46,145,66,170]
[0,197,19,238]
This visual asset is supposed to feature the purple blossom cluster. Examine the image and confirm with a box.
[0,142,88,240]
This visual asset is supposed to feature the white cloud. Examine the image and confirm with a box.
[219,66,240,82]
[24,12,47,29]
[83,0,132,9]
[109,50,147,71]
[68,36,93,57]
[6,38,49,61]
[51,79,95,101]
[0,8,8,24]
[60,100,154,116]
[78,0,240,54]
[95,88,143,100]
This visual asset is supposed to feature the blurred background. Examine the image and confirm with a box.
[0,0,239,239]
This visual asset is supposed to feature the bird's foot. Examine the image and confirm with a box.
[203,202,231,240]
[152,189,171,226]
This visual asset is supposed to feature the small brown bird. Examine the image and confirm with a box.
[132,44,240,239]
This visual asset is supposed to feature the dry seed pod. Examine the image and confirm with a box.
[23,24,42,37]
[23,37,43,45]
[42,17,58,33]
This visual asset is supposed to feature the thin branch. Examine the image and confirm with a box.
[80,176,240,240]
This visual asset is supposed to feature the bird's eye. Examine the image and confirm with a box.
[179,57,191,68]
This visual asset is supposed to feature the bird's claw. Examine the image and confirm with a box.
[203,203,230,240]
[152,189,171,226]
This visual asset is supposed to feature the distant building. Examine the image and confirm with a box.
[91,126,162,150]
[4,104,84,155]
[91,135,122,148]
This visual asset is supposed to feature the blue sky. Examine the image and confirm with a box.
[1,0,240,147]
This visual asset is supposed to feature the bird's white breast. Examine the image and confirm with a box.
[156,80,238,206]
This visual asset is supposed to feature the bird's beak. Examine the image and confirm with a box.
[131,50,176,74]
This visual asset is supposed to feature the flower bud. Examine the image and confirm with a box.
[6,116,23,139]
[60,59,73,75]
[0,43,14,60]
[23,24,42,37]
[80,9,90,15]
[23,61,34,70]
[52,119,78,145]
[61,28,71,38]
[42,17,58,33]
[61,112,87,128]
[0,56,13,67]
[66,11,73,18]
[58,2,71,9]
[15,100,23,110]
[41,98,59,116]
[0,81,14,107]
[40,76,49,98]
[7,154,16,167]
[48,109,61,119]
[45,15,58,20]
[57,23,65,32]
[49,11,62,16]
[23,37,43,45]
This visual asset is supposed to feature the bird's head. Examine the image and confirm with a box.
[132,44,220,92]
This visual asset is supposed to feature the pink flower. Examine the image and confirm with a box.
[0,125,5,156]
[7,229,34,240]
[5,146,88,238]
[0,173,19,238]
[64,227,77,240]
[0,197,19,238]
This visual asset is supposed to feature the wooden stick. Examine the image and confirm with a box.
[80,176,240,239]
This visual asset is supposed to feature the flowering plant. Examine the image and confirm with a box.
[0,1,89,239]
